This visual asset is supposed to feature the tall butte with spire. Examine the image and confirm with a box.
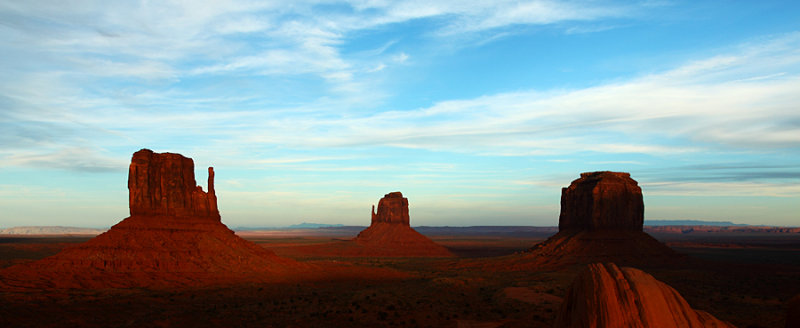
[127,149,219,218]
[353,192,453,257]
[0,149,301,289]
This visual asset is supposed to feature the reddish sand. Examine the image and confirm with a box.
[1,231,798,327]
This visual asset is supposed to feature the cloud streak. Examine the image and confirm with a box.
[201,32,800,156]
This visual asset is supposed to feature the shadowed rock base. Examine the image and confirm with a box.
[524,230,677,267]
[787,295,800,328]
[0,214,303,288]
[353,222,453,257]
[556,262,735,328]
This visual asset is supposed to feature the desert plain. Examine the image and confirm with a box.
[0,224,798,327]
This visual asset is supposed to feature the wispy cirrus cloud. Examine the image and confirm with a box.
[252,32,800,153]
[0,147,126,172]
[5,30,798,173]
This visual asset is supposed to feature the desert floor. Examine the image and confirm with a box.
[1,230,798,327]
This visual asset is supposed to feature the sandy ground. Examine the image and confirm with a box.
[1,230,798,327]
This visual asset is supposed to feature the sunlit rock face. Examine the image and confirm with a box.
[556,262,735,328]
[370,191,410,225]
[558,171,643,232]
[128,149,219,219]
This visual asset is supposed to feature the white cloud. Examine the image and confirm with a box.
[643,181,800,198]
[0,147,127,172]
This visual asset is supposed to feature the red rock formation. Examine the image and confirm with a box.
[559,171,643,231]
[371,191,410,225]
[556,262,734,328]
[0,149,303,289]
[348,192,452,257]
[521,172,676,267]
[128,149,218,218]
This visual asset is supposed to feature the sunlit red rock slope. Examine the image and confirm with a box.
[556,262,734,328]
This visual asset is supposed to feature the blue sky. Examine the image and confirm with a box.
[1,0,799,228]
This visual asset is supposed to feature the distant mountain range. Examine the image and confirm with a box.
[5,220,795,236]
[234,222,346,230]
[288,222,345,229]
[644,220,748,226]
[0,226,107,235]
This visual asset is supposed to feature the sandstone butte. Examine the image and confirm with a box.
[0,149,309,289]
[523,171,676,267]
[556,262,734,328]
[351,192,453,257]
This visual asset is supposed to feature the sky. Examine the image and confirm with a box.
[1,0,799,228]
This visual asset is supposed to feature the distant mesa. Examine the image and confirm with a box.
[0,149,303,289]
[286,192,454,257]
[555,262,734,328]
[352,192,453,257]
[524,171,677,266]
[558,171,643,232]
[644,220,747,227]
[287,222,345,229]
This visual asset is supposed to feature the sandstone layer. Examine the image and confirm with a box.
[371,191,410,225]
[559,171,643,232]
[128,149,219,218]
[556,262,734,328]
[0,149,303,288]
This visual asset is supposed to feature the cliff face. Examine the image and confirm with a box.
[556,262,734,328]
[559,171,643,232]
[371,192,410,225]
[128,149,218,218]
